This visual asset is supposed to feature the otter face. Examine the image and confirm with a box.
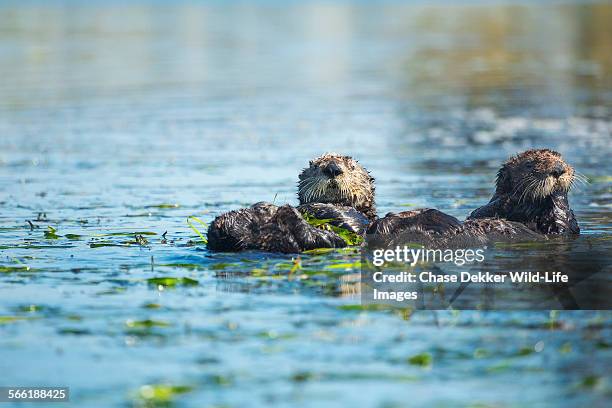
[496,149,575,202]
[298,153,375,214]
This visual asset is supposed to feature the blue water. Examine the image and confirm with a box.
[0,1,610,407]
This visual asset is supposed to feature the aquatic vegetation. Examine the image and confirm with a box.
[143,303,162,309]
[125,319,171,329]
[0,316,29,324]
[134,234,150,247]
[0,265,31,273]
[89,242,131,248]
[325,261,361,270]
[186,216,208,244]
[134,384,193,406]
[44,226,60,239]
[146,277,199,287]
[302,212,364,245]
[146,203,180,209]
[579,375,603,390]
[407,352,433,367]
[58,328,91,336]
[95,231,157,237]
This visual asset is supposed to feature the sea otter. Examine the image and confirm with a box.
[467,149,579,235]
[367,149,579,248]
[207,153,375,252]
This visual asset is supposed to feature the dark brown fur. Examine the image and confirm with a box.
[468,149,579,235]
[367,149,579,249]
[367,209,543,248]
[207,153,375,253]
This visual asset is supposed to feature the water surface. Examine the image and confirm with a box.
[0,1,610,407]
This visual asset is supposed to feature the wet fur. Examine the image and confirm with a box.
[367,149,579,249]
[298,153,376,221]
[207,153,375,253]
[207,202,347,253]
[468,149,579,235]
[367,209,543,248]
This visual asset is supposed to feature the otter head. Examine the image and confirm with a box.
[298,153,376,219]
[495,149,575,202]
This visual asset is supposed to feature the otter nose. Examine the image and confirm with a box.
[323,162,343,177]
[551,164,565,178]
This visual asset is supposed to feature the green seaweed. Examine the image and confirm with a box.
[186,216,208,244]
[0,316,28,324]
[93,231,157,237]
[337,304,395,312]
[325,261,361,270]
[596,340,610,349]
[579,375,602,389]
[589,175,612,183]
[133,234,150,247]
[146,203,180,209]
[58,328,91,335]
[407,352,432,367]
[302,247,336,255]
[125,319,171,328]
[516,347,535,357]
[90,242,130,248]
[159,263,207,270]
[147,277,199,287]
[143,303,162,309]
[135,384,193,405]
[0,265,31,273]
[44,226,61,239]
[302,212,363,245]
[64,234,82,240]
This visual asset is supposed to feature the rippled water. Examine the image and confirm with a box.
[0,1,611,407]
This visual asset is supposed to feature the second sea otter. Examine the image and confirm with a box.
[367,149,579,248]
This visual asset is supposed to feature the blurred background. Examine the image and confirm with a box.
[0,1,610,407]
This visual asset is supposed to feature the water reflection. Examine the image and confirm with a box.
[0,2,610,112]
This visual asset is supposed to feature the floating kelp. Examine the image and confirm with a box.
[0,316,30,324]
[125,319,171,329]
[145,203,180,209]
[325,261,361,270]
[146,277,199,287]
[407,352,433,367]
[186,216,208,244]
[302,212,363,245]
[142,303,161,309]
[134,384,193,405]
[93,231,157,237]
[0,265,31,273]
[44,226,60,239]
[90,242,131,248]
[159,263,208,270]
[57,328,91,336]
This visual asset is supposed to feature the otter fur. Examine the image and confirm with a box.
[207,153,375,253]
[468,149,579,235]
[367,149,579,249]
